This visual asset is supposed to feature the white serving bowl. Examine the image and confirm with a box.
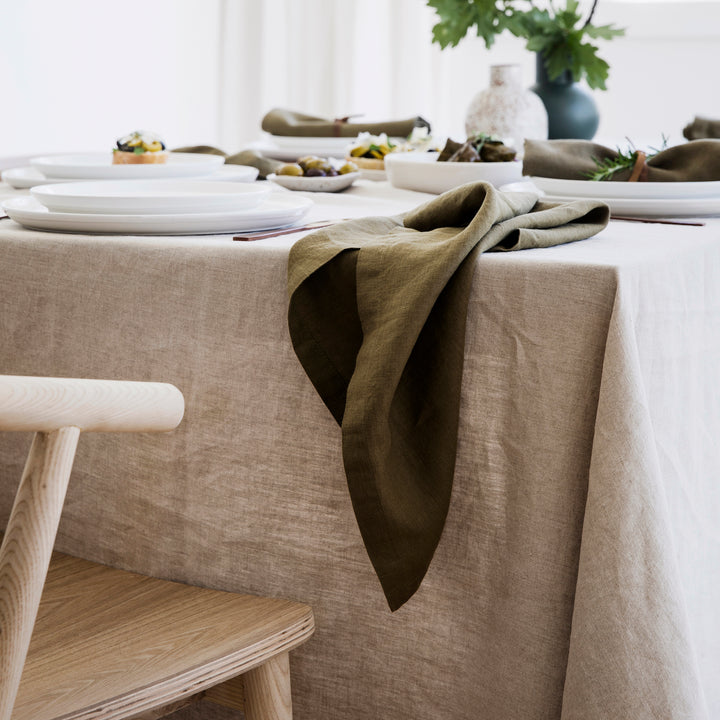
[384,152,523,194]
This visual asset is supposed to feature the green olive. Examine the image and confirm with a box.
[304,159,333,173]
[277,163,304,176]
[296,155,321,170]
[338,162,358,175]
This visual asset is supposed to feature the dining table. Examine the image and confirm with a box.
[0,174,718,720]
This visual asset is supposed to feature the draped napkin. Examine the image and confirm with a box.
[683,116,720,141]
[262,107,430,138]
[523,138,720,182]
[172,145,282,179]
[287,182,609,610]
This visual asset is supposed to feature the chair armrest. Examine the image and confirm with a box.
[0,375,184,433]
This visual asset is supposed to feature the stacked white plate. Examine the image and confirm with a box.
[509,177,720,218]
[1,152,259,189]
[253,134,353,161]
[2,177,313,235]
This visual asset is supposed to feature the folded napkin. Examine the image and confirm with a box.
[523,138,720,182]
[172,145,282,179]
[288,182,609,610]
[262,107,430,138]
[683,116,720,141]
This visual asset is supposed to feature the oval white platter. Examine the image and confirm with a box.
[267,172,360,193]
[270,135,353,152]
[2,163,259,189]
[385,152,523,194]
[31,180,270,215]
[252,137,349,161]
[30,152,225,179]
[531,176,720,200]
[1,195,313,235]
[500,181,720,217]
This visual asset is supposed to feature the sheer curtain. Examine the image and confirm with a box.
[216,0,533,149]
[217,0,720,151]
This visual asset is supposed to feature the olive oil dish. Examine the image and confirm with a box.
[112,131,168,165]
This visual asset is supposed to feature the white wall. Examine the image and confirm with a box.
[1,0,720,158]
[0,0,223,156]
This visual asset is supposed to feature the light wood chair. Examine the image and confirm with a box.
[0,375,314,720]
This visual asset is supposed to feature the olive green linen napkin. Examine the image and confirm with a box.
[287,182,609,610]
[683,116,720,140]
[172,145,282,179]
[523,138,720,181]
[262,107,430,138]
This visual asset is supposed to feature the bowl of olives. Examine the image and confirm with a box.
[268,156,360,193]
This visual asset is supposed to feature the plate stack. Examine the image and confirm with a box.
[1,153,313,234]
[1,152,258,189]
[525,177,720,218]
[255,135,351,162]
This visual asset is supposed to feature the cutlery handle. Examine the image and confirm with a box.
[233,219,350,241]
[611,215,705,227]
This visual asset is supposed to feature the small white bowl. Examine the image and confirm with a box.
[268,171,360,193]
[384,152,522,194]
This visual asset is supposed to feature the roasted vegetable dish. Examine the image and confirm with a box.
[438,134,517,163]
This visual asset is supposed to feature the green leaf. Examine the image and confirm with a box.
[585,23,625,40]
[425,0,624,89]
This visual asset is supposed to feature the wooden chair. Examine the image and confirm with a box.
[0,375,314,720]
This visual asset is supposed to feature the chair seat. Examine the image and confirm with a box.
[12,550,314,720]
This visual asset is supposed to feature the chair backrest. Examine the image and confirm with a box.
[0,375,184,720]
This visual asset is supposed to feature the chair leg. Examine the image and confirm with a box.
[0,428,81,720]
[243,653,293,720]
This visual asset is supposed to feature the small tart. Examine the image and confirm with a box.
[113,130,168,165]
[112,150,169,165]
[347,156,385,171]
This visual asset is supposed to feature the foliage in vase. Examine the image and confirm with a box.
[427,0,624,90]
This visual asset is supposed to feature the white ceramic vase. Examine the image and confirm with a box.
[465,64,548,155]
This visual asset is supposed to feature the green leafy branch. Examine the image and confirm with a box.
[586,136,668,181]
[427,0,624,90]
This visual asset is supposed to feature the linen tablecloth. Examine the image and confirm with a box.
[0,180,718,720]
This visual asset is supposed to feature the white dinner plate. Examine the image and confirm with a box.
[385,152,523,194]
[500,181,720,218]
[268,171,360,193]
[543,193,720,217]
[1,195,313,235]
[251,139,349,161]
[31,180,270,215]
[531,176,720,200]
[2,163,259,189]
[270,135,354,152]
[357,168,387,182]
[30,152,225,179]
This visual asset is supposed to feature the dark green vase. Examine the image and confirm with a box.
[530,54,599,140]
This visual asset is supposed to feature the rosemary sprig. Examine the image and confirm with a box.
[586,135,668,182]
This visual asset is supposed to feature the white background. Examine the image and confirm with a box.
[1,0,719,157]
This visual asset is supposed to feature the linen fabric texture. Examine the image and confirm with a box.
[683,116,720,140]
[523,138,720,181]
[287,182,609,609]
[261,107,430,138]
[1,182,717,720]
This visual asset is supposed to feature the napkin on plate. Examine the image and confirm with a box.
[287,182,609,611]
[683,116,720,141]
[261,107,430,138]
[523,138,720,182]
[172,145,283,179]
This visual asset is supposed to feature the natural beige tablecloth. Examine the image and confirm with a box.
[0,181,717,720]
